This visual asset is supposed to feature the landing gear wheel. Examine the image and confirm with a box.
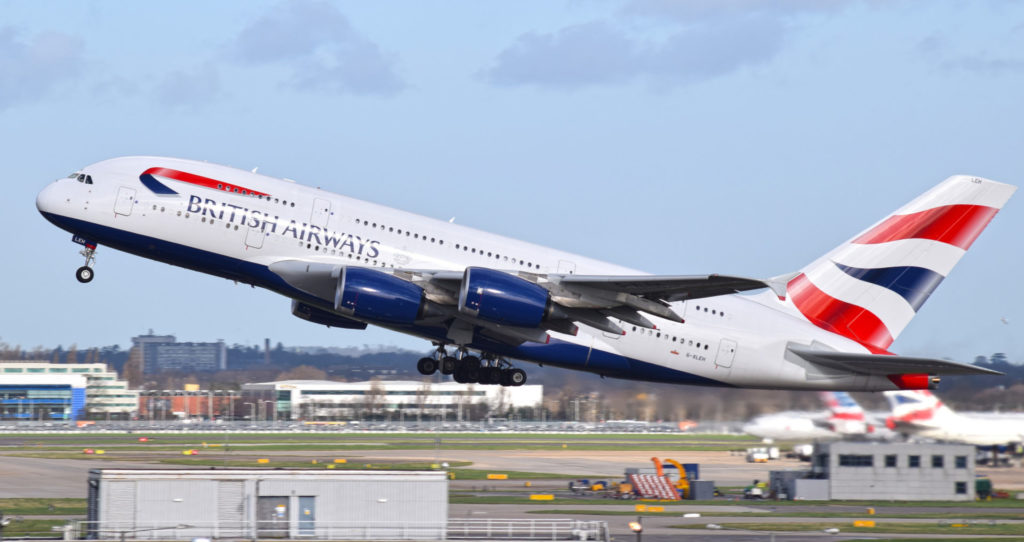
[499,370,512,387]
[75,266,94,283]
[482,366,502,385]
[463,364,481,383]
[416,357,438,375]
[508,368,527,386]
[440,356,457,375]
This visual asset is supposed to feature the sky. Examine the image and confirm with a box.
[3,0,1024,362]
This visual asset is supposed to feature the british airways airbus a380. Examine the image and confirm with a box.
[36,157,1014,390]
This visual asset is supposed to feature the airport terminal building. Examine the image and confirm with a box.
[242,379,543,421]
[0,361,138,420]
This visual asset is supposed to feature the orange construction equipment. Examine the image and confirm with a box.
[664,458,690,499]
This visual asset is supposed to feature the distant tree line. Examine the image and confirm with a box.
[3,340,1022,420]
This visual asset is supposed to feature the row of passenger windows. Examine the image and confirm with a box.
[353,217,543,270]
[630,326,710,350]
[693,305,725,317]
[214,183,295,207]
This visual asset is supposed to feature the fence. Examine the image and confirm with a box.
[59,519,608,541]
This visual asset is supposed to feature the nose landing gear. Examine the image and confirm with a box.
[75,241,97,283]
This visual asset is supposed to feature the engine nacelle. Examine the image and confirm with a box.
[291,300,368,330]
[459,267,556,327]
[335,267,425,325]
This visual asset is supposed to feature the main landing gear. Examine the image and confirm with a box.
[76,242,97,283]
[416,346,527,387]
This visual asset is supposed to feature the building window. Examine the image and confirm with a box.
[838,454,873,467]
[884,454,897,468]
[932,455,944,468]
[909,455,920,468]
[955,455,967,469]
[955,481,967,494]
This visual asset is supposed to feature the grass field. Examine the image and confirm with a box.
[0,498,86,515]
[672,521,1024,535]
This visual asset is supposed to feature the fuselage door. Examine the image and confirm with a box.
[114,187,136,216]
[715,338,737,368]
[245,225,265,249]
[311,198,331,228]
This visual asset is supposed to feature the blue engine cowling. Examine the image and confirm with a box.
[291,300,368,330]
[335,267,425,324]
[458,267,552,327]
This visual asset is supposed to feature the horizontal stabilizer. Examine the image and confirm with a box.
[788,345,1002,376]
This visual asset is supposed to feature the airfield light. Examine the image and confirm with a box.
[628,516,643,542]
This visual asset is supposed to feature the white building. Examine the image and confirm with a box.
[0,361,138,419]
[242,379,543,421]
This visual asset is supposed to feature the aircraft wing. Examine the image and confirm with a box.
[268,260,779,345]
[788,345,1003,376]
[554,274,777,302]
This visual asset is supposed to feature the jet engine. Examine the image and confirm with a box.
[335,267,426,324]
[458,267,564,327]
[291,300,368,330]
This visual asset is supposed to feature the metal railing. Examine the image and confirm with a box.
[67,518,609,541]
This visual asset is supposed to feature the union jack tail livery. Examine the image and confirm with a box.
[820,391,872,434]
[788,175,1016,352]
[883,390,950,430]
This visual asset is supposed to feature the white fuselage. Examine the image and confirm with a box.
[36,156,909,390]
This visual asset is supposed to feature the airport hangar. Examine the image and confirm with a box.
[240,379,543,421]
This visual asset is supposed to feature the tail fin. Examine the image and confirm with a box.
[820,391,872,434]
[787,175,1016,351]
[883,390,954,429]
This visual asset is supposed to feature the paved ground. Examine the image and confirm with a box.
[5,444,1024,541]
[4,446,1024,498]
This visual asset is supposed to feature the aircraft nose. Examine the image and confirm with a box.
[36,181,62,215]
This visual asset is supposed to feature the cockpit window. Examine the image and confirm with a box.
[85,175,93,185]
[67,173,79,179]
[77,174,85,182]
[72,173,93,185]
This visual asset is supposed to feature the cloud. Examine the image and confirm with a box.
[484,0,858,90]
[230,0,404,96]
[623,0,854,22]
[0,27,85,111]
[941,54,1024,75]
[486,22,642,88]
[155,64,222,109]
[918,29,1024,76]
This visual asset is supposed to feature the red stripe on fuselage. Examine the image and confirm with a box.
[852,204,998,249]
[142,167,269,197]
[788,273,894,350]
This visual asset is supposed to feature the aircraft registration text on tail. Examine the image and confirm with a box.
[36,157,1015,390]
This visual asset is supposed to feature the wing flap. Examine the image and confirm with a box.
[788,345,1002,376]
[555,273,773,302]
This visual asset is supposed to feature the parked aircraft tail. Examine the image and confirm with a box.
[820,391,873,434]
[883,389,955,430]
[786,175,1015,352]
